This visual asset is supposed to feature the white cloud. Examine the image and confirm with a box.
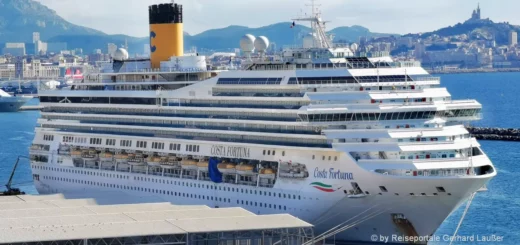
[35,0,520,37]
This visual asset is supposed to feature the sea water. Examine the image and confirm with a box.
[0,73,519,244]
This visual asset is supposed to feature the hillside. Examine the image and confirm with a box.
[329,25,394,42]
[185,23,395,51]
[49,23,394,53]
[420,20,520,45]
[0,0,104,43]
[0,0,394,53]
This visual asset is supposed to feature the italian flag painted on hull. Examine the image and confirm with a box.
[310,182,335,192]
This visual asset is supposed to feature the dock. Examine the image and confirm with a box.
[0,193,314,245]
[20,105,43,111]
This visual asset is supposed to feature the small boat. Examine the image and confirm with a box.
[197,160,209,171]
[259,168,276,179]
[181,159,198,170]
[82,150,98,160]
[99,152,114,161]
[71,150,82,158]
[162,157,181,169]
[115,153,129,163]
[147,156,162,167]
[236,163,254,175]
[128,154,146,166]
[217,161,237,174]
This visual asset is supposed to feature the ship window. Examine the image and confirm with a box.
[379,186,388,192]
[322,156,325,160]
[106,139,116,146]
[436,187,446,192]
[120,140,132,147]
[90,138,102,145]
[268,150,271,155]
[263,150,266,155]
[137,141,147,148]
[272,150,276,155]
[334,156,338,161]
[328,156,331,161]
[312,155,315,160]
[282,151,285,156]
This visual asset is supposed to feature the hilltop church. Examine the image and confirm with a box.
[466,4,491,24]
[471,4,481,21]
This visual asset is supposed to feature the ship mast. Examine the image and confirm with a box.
[292,0,332,48]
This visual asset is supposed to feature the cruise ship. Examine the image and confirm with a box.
[29,2,496,244]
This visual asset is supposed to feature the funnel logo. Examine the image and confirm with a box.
[150,31,157,53]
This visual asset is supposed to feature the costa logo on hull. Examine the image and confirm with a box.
[314,167,354,180]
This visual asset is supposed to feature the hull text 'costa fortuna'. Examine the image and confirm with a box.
[29,1,496,244]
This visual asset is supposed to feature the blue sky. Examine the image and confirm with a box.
[36,0,519,37]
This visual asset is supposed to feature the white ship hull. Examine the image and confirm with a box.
[30,147,493,244]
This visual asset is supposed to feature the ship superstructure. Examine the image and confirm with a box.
[29,2,496,244]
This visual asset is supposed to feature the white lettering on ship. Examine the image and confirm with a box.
[211,145,251,158]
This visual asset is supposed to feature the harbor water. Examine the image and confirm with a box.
[0,73,519,244]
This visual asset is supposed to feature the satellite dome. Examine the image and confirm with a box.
[254,36,269,52]
[113,48,129,61]
[240,34,256,52]
[350,43,359,51]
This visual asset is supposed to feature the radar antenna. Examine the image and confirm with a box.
[292,0,332,48]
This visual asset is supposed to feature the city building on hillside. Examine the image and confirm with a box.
[3,43,26,56]
[33,32,40,43]
[47,42,68,54]
[509,31,518,47]
[108,43,117,57]
[35,40,48,55]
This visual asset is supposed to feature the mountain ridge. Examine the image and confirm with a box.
[0,0,104,43]
[0,0,395,53]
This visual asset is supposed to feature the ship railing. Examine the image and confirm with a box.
[374,168,473,177]
[444,99,479,105]
[101,166,116,171]
[358,157,470,163]
[149,171,163,176]
[259,183,275,188]
[132,169,147,175]
[247,61,422,72]
[237,181,258,187]
[117,168,131,173]
[164,173,181,178]
[84,165,99,170]
[98,67,210,74]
